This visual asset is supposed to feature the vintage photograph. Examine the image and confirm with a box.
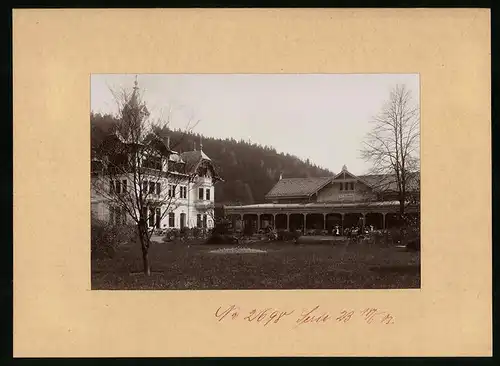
[91,74,420,290]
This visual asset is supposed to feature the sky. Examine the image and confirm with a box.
[91,74,419,175]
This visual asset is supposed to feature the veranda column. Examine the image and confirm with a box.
[257,213,261,231]
[303,213,307,234]
[272,213,276,229]
[361,213,366,230]
[341,213,345,235]
[286,213,290,231]
[382,213,386,230]
[323,213,327,230]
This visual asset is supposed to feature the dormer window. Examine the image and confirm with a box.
[340,182,355,191]
[143,155,162,170]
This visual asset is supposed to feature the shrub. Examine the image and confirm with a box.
[213,221,230,235]
[406,237,421,251]
[205,234,239,245]
[276,230,301,242]
[191,227,202,239]
[163,228,181,242]
[404,218,420,251]
[179,226,190,240]
[243,225,255,237]
[91,216,137,259]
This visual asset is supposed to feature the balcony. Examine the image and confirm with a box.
[195,200,214,210]
[196,176,213,185]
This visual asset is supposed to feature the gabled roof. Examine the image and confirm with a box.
[99,132,174,156]
[180,150,211,173]
[179,149,223,182]
[332,166,373,188]
[358,172,420,192]
[265,177,333,199]
[265,166,420,199]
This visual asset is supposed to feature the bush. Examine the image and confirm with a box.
[91,216,137,259]
[205,234,239,245]
[214,222,230,235]
[276,230,301,242]
[243,225,255,237]
[406,237,421,251]
[404,219,420,251]
[191,227,202,239]
[163,228,180,242]
[180,226,189,238]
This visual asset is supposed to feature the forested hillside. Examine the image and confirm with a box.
[91,112,334,204]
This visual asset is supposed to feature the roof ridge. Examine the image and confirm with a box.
[280,176,332,180]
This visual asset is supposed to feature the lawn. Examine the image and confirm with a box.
[91,238,420,290]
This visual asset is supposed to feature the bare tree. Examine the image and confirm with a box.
[91,78,213,275]
[360,84,420,221]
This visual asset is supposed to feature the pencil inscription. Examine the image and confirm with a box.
[214,305,395,328]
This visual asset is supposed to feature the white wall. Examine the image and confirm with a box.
[316,180,375,202]
[91,170,216,229]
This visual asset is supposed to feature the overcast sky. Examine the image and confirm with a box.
[91,74,419,175]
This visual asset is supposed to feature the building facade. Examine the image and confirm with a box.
[91,133,222,230]
[223,165,419,233]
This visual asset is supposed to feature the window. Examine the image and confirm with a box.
[156,182,161,195]
[149,207,155,227]
[180,186,187,199]
[198,188,204,200]
[169,212,175,227]
[144,155,162,170]
[122,180,127,193]
[342,182,354,191]
[143,181,148,194]
[149,181,155,194]
[205,188,211,200]
[116,207,121,225]
[109,205,115,224]
[109,180,114,193]
[180,213,186,228]
[155,208,161,228]
[197,214,202,228]
[168,184,176,198]
[113,207,126,225]
[115,180,122,194]
[203,214,207,228]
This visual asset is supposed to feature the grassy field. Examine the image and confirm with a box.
[91,238,420,290]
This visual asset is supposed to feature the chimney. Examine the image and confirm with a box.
[199,136,203,151]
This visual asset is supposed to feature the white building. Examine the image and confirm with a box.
[91,132,222,230]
